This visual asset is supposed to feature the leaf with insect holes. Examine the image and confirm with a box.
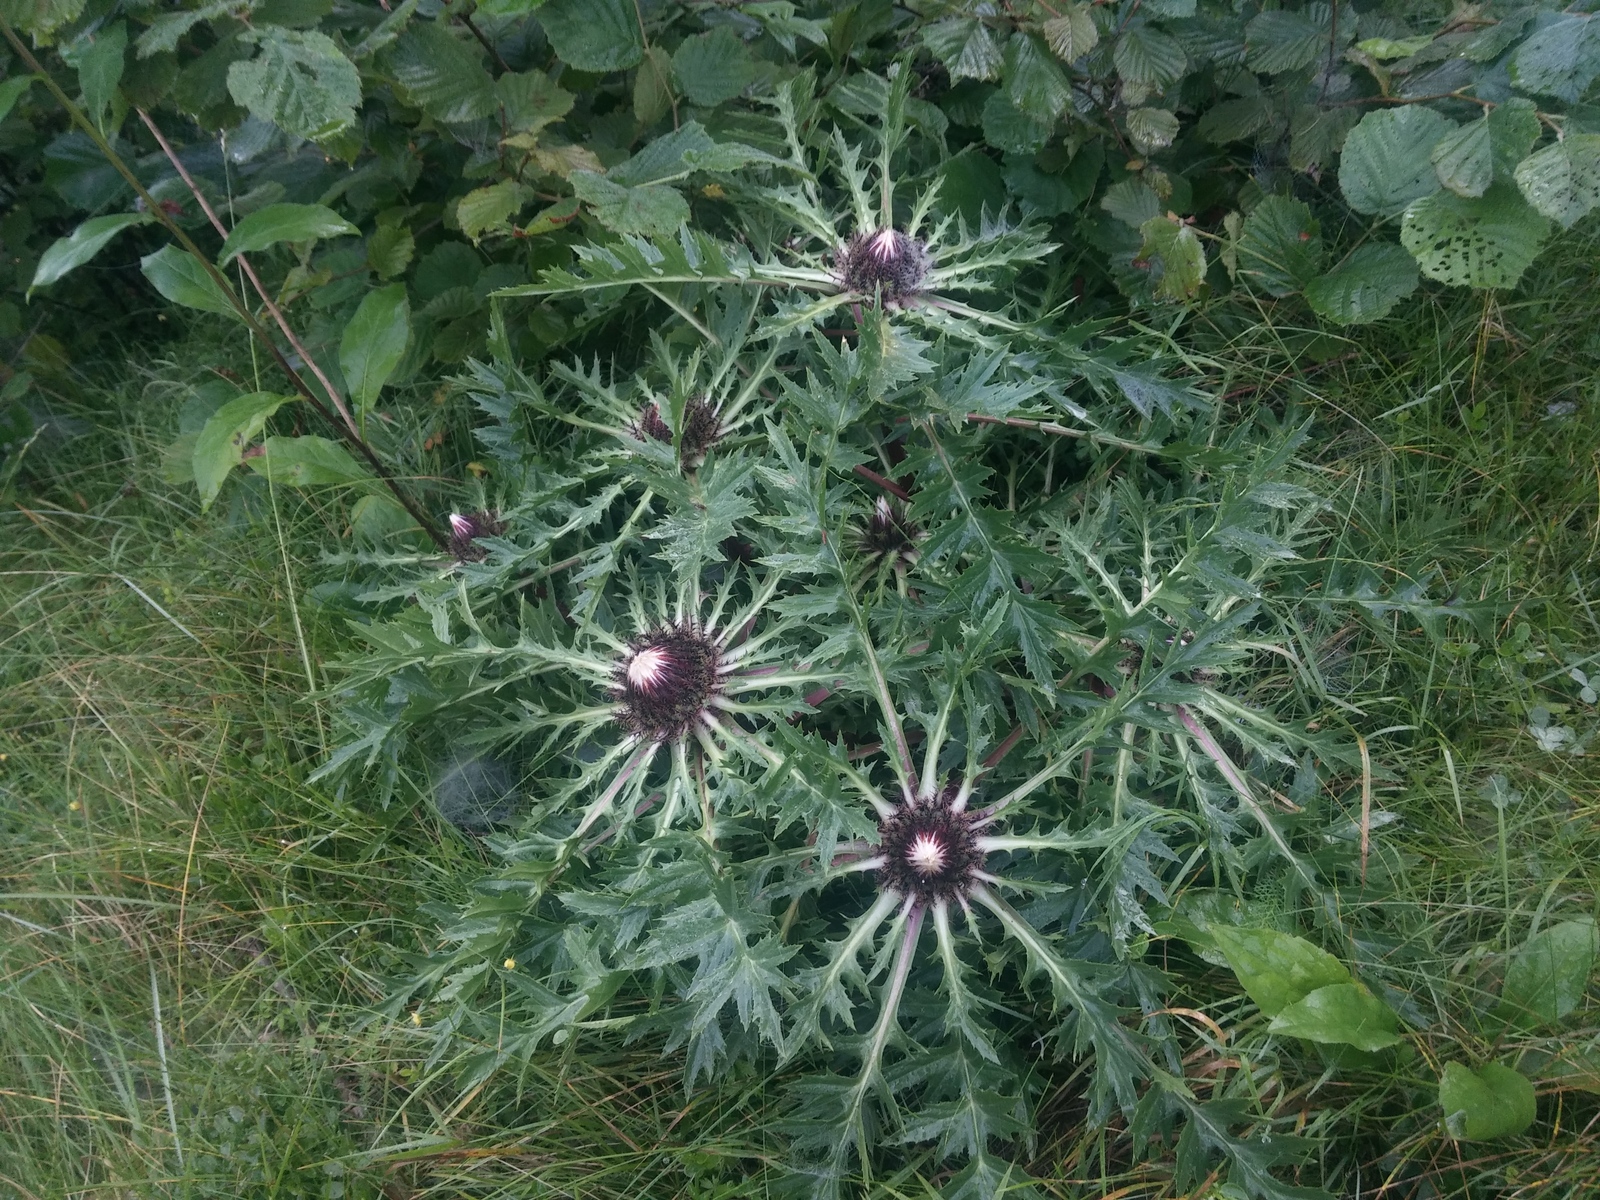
[1509,13,1600,103]
[1515,135,1600,229]
[1401,183,1549,289]
[30,212,150,296]
[1304,243,1418,324]
[1439,1062,1537,1140]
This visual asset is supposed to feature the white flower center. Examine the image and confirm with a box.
[625,646,671,690]
[867,228,900,262]
[906,832,947,876]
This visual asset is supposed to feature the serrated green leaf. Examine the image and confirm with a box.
[632,45,673,125]
[1355,35,1434,61]
[136,1,233,58]
[1494,917,1599,1029]
[1400,183,1550,289]
[1487,97,1540,180]
[140,243,240,318]
[456,180,533,242]
[1198,94,1277,145]
[367,224,414,280]
[1432,118,1492,198]
[1268,982,1401,1050]
[1439,1062,1537,1140]
[497,70,573,134]
[1114,25,1187,88]
[192,390,292,507]
[1245,9,1325,74]
[539,0,643,73]
[1515,134,1600,228]
[227,28,361,141]
[0,74,37,123]
[1339,106,1455,217]
[672,26,758,108]
[1236,195,1323,295]
[1101,179,1162,228]
[981,90,1052,156]
[1043,5,1098,63]
[219,203,358,264]
[922,18,1005,81]
[247,435,366,487]
[1289,102,1357,170]
[1005,32,1073,123]
[1510,14,1600,104]
[1127,107,1179,153]
[73,20,126,133]
[384,21,495,124]
[570,171,688,237]
[1304,242,1418,323]
[30,212,149,296]
[1209,926,1350,1017]
[1137,214,1206,301]
[1,0,86,39]
[340,284,410,412]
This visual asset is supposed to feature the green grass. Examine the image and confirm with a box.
[5,230,1600,1199]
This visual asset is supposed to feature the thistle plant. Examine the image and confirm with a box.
[325,74,1374,1200]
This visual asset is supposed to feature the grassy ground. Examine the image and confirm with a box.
[3,231,1599,1199]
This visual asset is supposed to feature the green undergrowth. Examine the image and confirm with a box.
[5,230,1600,1198]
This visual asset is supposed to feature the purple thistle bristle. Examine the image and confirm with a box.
[837,228,931,305]
[447,509,506,561]
[855,496,922,570]
[612,623,722,743]
[875,781,982,903]
[630,395,725,469]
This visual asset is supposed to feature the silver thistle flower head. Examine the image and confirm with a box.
[836,227,931,305]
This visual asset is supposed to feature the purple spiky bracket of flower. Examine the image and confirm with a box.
[629,394,725,470]
[545,573,833,848]
[835,227,932,307]
[447,509,506,562]
[852,496,922,575]
[772,621,1149,1183]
